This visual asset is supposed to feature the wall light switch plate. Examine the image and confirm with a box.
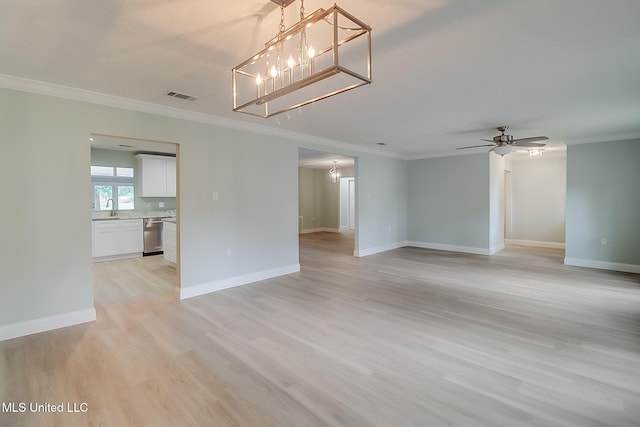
[212,192,218,201]
[159,202,165,208]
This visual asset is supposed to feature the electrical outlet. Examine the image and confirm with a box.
[159,202,164,208]
[212,192,218,201]
[226,248,232,257]
[601,237,607,245]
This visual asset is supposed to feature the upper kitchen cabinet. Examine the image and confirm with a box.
[135,154,176,197]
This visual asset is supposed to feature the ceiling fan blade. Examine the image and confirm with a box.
[480,139,495,142]
[488,146,497,152]
[512,141,547,148]
[512,136,549,144]
[457,144,495,150]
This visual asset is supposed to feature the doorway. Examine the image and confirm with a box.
[298,148,356,256]
[89,134,181,301]
[503,147,567,249]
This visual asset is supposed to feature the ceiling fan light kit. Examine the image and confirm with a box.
[232,0,372,118]
[494,145,512,156]
[458,126,549,157]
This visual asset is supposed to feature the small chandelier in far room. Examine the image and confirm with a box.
[232,0,372,118]
[329,161,341,183]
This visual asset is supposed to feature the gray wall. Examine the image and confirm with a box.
[91,148,177,211]
[408,154,490,251]
[0,87,299,328]
[356,155,408,254]
[506,154,566,244]
[0,86,409,331]
[566,139,640,267]
[1,89,95,326]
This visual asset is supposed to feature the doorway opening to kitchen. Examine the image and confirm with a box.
[89,134,180,304]
[298,148,357,258]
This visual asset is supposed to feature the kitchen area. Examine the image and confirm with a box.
[90,135,178,271]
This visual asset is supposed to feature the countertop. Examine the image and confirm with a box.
[92,210,176,221]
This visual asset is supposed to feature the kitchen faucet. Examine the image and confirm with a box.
[105,198,117,216]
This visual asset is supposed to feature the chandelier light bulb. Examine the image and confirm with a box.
[287,55,296,69]
[307,46,316,58]
[256,73,262,85]
[270,65,278,78]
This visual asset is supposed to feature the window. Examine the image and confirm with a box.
[91,166,135,211]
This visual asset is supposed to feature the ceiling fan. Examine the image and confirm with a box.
[458,126,549,156]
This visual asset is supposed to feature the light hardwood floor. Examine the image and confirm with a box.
[1,233,640,426]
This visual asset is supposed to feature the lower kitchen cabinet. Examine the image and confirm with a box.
[93,219,143,259]
[92,221,119,257]
[120,220,144,254]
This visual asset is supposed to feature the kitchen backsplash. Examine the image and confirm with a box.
[92,209,176,220]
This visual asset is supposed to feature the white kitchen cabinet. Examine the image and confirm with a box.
[163,221,177,264]
[136,154,176,197]
[119,220,144,254]
[92,221,120,257]
[93,219,143,260]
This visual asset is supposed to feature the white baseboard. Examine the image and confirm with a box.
[0,308,96,342]
[506,239,566,249]
[490,243,506,255]
[180,264,301,300]
[355,241,408,257]
[299,228,340,235]
[406,241,491,255]
[564,258,640,274]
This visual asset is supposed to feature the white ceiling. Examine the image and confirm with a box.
[1,0,639,158]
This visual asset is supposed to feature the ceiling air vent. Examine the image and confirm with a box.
[165,91,198,101]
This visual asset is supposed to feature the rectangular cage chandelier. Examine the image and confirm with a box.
[232,0,372,118]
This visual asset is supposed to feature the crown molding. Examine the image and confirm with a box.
[0,73,406,160]
[562,133,640,145]
[2,74,638,161]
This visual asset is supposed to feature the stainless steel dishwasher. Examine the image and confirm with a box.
[143,217,163,255]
